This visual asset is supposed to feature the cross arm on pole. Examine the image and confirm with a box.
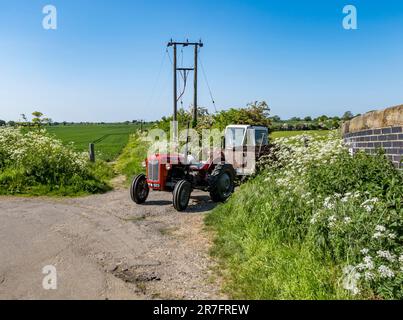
[167,40,203,48]
[176,67,194,71]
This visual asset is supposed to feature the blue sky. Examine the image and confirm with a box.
[1,0,403,122]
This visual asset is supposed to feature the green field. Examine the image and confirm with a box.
[47,124,142,161]
[46,126,329,162]
[270,130,331,139]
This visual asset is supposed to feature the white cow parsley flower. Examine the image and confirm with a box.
[377,250,396,262]
[323,197,334,209]
[364,272,375,281]
[342,266,361,295]
[372,232,383,239]
[388,233,396,240]
[362,204,373,212]
[328,215,337,227]
[357,256,374,271]
[375,225,386,232]
[378,265,395,279]
[343,217,352,224]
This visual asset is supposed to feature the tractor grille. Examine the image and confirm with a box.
[148,160,159,181]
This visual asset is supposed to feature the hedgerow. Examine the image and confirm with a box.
[206,132,402,299]
[0,127,111,195]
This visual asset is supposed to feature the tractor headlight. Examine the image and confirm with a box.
[166,164,172,170]
[142,161,146,168]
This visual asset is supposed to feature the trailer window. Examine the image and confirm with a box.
[255,129,268,146]
[225,128,245,148]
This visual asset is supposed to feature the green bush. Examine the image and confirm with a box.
[155,101,271,133]
[206,132,403,299]
[212,101,271,131]
[0,127,111,195]
[115,132,149,182]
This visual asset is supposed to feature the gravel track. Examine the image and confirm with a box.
[0,183,225,300]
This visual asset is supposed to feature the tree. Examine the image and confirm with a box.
[156,108,193,133]
[316,115,329,122]
[31,111,51,128]
[296,123,307,130]
[0,120,6,126]
[291,117,301,122]
[21,114,28,121]
[213,101,271,131]
[342,111,354,121]
[304,116,312,122]
[330,118,341,129]
[271,115,281,122]
[156,106,213,133]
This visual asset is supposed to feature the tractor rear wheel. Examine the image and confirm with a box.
[130,174,149,204]
[209,164,235,202]
[173,180,192,212]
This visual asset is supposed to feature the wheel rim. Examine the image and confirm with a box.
[136,178,148,200]
[218,173,232,198]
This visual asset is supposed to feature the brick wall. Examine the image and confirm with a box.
[343,126,402,168]
[342,105,403,169]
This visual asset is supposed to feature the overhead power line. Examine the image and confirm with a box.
[198,53,217,113]
[145,49,169,110]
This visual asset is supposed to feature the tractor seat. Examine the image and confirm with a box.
[189,161,210,171]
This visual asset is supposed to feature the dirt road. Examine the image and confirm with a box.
[0,183,225,300]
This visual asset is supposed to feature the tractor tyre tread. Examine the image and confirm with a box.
[209,163,235,203]
[130,174,149,204]
[173,180,192,212]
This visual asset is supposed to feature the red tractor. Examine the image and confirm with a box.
[130,125,269,211]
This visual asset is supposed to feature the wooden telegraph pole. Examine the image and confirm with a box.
[193,44,198,128]
[173,43,178,122]
[167,39,203,128]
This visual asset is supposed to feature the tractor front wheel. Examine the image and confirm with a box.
[130,174,149,204]
[209,164,235,203]
[173,180,192,212]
